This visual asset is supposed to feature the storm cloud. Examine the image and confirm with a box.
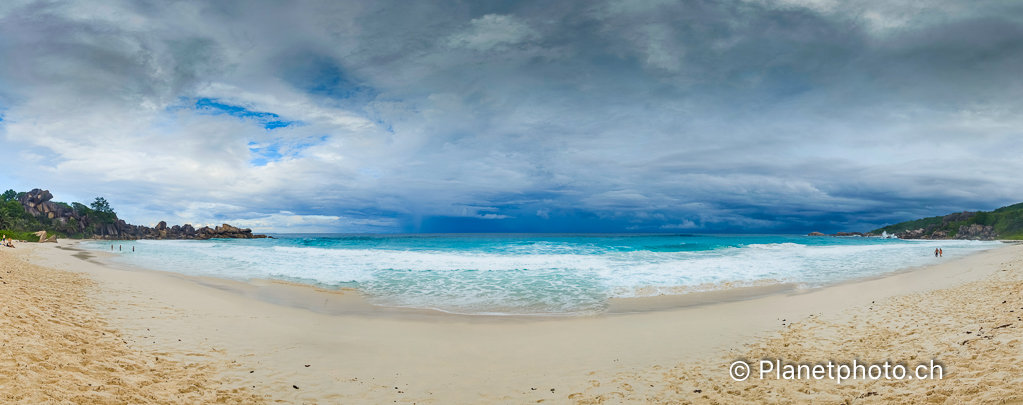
[1,0,1022,233]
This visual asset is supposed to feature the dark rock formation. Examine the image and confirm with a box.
[18,189,75,220]
[14,188,269,240]
[808,231,879,237]
[95,220,268,240]
[955,223,996,240]
[942,211,975,226]
[893,211,998,241]
[895,228,928,239]
[895,225,996,241]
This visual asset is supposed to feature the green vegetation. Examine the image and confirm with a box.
[85,198,117,225]
[0,188,119,239]
[0,230,43,242]
[871,215,944,236]
[871,202,1023,240]
[90,197,115,214]
[994,202,1023,213]
[0,199,36,231]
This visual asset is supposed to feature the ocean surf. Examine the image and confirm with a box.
[81,234,999,315]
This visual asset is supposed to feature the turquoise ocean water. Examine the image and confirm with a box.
[82,234,1000,315]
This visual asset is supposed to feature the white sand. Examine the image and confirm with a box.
[7,240,1021,404]
[0,246,265,404]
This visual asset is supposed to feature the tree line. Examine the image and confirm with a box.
[0,189,119,239]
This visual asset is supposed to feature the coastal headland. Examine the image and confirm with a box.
[2,188,267,240]
[808,200,1023,241]
[2,239,1021,403]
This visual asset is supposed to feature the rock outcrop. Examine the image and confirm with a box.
[808,231,878,237]
[954,223,996,240]
[871,201,1023,240]
[19,189,75,221]
[94,220,268,240]
[830,232,871,237]
[895,228,928,239]
[13,188,269,241]
[892,211,998,241]
[33,231,57,243]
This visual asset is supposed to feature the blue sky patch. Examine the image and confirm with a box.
[248,136,325,166]
[194,98,298,130]
[247,141,281,166]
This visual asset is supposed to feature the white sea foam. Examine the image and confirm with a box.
[81,237,1001,315]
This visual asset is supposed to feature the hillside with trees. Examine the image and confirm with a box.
[871,202,1023,240]
[1,188,268,240]
[1,189,119,239]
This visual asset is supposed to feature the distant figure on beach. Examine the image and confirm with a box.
[111,245,113,251]
[939,248,943,257]
[132,246,135,252]
[935,248,939,257]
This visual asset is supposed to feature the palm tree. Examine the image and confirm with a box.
[66,218,79,235]
[0,206,13,230]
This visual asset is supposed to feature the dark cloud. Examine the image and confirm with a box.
[1,0,1022,233]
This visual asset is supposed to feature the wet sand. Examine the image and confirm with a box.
[5,240,1021,404]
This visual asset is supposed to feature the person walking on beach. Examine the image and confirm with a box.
[935,248,939,257]
[939,248,943,257]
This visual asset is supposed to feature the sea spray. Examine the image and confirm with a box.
[81,234,1000,315]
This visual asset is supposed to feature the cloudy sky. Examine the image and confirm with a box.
[1,0,1022,233]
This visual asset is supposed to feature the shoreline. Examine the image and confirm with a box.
[61,238,1009,318]
[45,239,1017,322]
[7,239,1021,403]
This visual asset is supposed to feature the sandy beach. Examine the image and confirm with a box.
[3,240,1022,404]
[0,245,266,404]
[4,1,1020,403]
